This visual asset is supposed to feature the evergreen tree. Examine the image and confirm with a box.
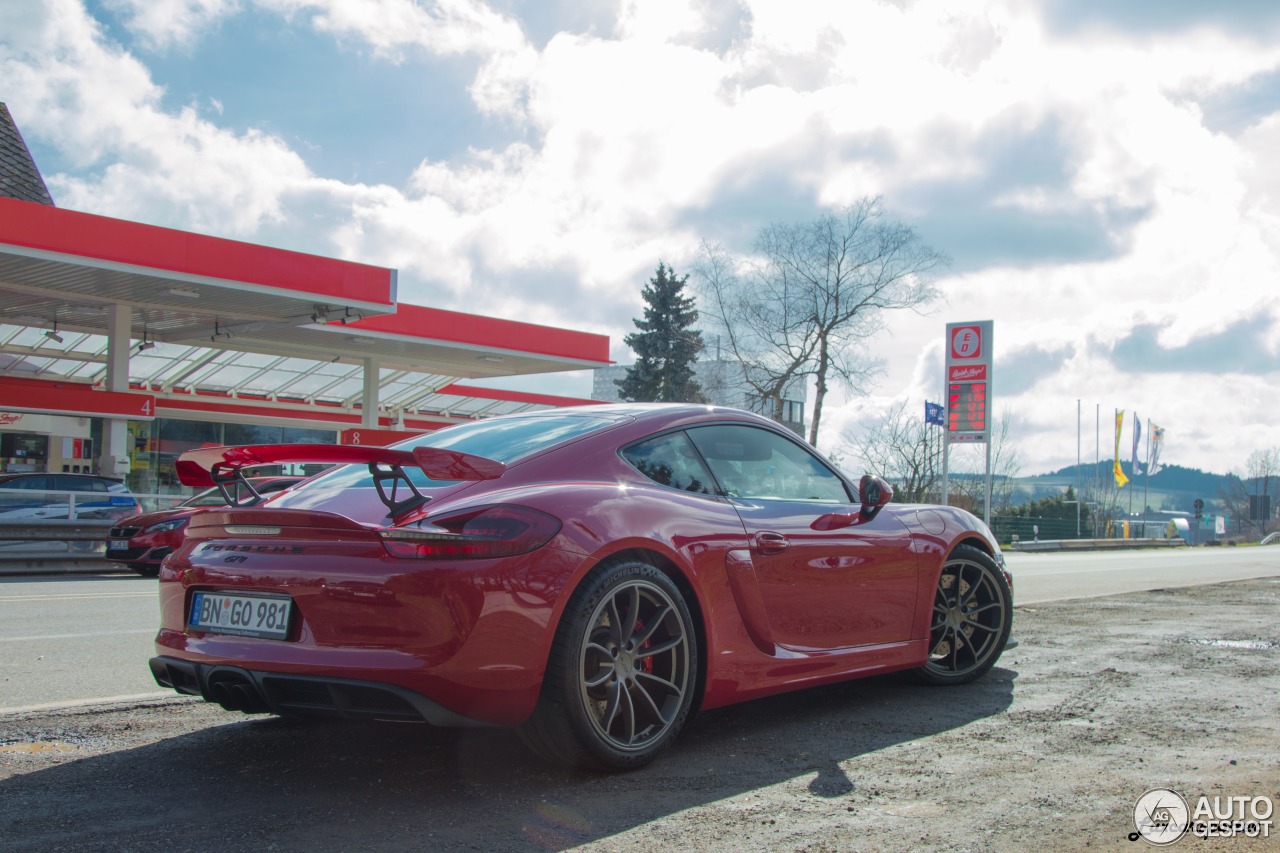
[616,262,706,403]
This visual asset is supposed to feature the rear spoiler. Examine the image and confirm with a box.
[175,443,505,518]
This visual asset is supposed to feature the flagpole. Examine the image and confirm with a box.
[1094,403,1100,538]
[926,409,936,502]
[1143,422,1152,534]
[1076,399,1082,537]
[1127,417,1134,528]
[1114,407,1123,538]
[941,428,949,506]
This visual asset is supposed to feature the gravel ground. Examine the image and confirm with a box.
[1,578,1277,852]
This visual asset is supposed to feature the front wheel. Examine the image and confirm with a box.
[913,544,1012,685]
[520,559,698,770]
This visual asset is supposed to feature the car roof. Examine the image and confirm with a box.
[0,471,111,479]
[503,402,778,428]
[0,472,124,485]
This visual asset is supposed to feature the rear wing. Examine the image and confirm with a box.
[175,443,505,518]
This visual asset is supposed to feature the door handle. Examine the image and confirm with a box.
[755,531,789,554]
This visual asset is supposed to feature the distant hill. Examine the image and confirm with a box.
[1011,461,1231,515]
[1027,461,1229,495]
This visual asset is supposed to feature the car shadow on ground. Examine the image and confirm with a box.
[0,668,1015,852]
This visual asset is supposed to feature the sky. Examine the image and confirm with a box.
[3,0,1280,477]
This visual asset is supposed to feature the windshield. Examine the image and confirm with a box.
[270,413,616,517]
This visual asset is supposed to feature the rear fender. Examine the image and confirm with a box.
[477,483,759,694]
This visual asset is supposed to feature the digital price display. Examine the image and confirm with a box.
[947,382,987,433]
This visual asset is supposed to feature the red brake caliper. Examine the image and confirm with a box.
[635,619,653,673]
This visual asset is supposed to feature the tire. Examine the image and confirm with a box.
[520,558,698,770]
[913,544,1012,686]
[130,563,160,578]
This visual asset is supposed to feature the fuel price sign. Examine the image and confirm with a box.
[948,382,987,437]
[944,320,993,444]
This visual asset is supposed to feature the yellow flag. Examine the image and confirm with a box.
[1113,410,1129,488]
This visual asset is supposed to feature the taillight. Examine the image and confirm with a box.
[378,505,562,559]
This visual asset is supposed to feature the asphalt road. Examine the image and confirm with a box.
[4,576,1278,853]
[1,547,1278,712]
[0,573,161,711]
[1005,544,1280,603]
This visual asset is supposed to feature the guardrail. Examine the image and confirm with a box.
[1008,537,1188,552]
[0,487,187,517]
[0,489,188,560]
[0,520,113,562]
[0,520,115,541]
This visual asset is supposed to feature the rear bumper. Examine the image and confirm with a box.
[154,536,588,726]
[149,656,490,727]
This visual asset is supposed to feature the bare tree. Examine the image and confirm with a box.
[694,197,947,446]
[693,240,818,427]
[841,403,1021,510]
[1219,448,1280,538]
[839,400,942,502]
[940,410,1022,511]
[1085,463,1127,538]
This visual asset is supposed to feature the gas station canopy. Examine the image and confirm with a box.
[0,197,611,429]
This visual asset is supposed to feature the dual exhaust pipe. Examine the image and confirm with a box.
[208,676,268,714]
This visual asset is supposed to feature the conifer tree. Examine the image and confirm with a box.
[616,262,706,403]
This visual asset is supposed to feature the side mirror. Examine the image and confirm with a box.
[858,474,893,519]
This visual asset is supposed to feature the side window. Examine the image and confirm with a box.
[621,432,717,495]
[686,425,851,503]
[52,475,101,492]
[7,476,49,491]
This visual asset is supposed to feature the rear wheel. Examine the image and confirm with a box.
[914,544,1012,685]
[520,559,698,769]
[129,563,160,578]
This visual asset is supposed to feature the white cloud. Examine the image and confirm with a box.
[614,0,710,44]
[259,0,526,57]
[102,0,240,50]
[252,0,542,116]
[1,0,331,236]
[6,0,1280,474]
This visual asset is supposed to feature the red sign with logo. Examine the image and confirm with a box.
[948,364,988,382]
[950,325,983,360]
[943,320,993,441]
[0,377,155,420]
[339,428,424,447]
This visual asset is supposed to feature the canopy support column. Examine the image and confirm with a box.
[362,357,379,428]
[100,304,132,478]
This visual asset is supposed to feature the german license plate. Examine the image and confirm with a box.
[188,591,292,640]
[108,539,129,550]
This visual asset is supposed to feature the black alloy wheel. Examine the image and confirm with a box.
[520,558,698,769]
[915,544,1012,685]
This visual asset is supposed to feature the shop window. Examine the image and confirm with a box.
[225,423,283,445]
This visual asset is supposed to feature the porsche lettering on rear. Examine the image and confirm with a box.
[200,544,307,554]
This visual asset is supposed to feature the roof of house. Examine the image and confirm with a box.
[0,103,54,206]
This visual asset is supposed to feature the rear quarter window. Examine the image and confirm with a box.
[621,432,717,495]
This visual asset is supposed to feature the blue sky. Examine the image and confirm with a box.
[4,0,1280,475]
